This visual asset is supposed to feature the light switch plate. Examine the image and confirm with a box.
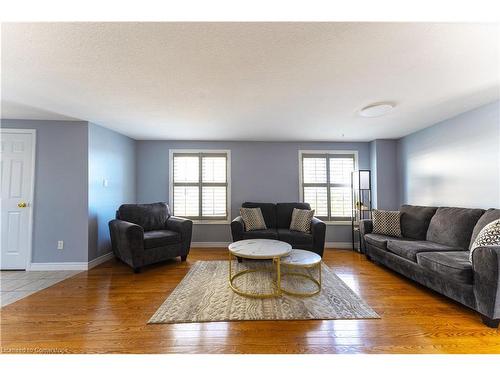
[103,179,108,187]
[57,240,64,250]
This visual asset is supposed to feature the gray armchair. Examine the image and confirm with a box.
[109,202,192,273]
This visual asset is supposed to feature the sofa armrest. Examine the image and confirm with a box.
[472,246,500,320]
[108,219,144,266]
[310,217,326,257]
[231,216,245,242]
[166,216,193,256]
[359,219,373,253]
[359,219,373,235]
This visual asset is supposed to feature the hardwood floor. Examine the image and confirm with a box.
[1,248,499,354]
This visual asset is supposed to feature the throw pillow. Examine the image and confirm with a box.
[372,210,402,237]
[470,218,500,261]
[289,208,315,233]
[240,207,267,231]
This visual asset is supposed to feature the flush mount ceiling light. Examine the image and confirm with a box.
[359,102,395,117]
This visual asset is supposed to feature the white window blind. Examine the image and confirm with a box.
[300,152,356,221]
[171,151,229,221]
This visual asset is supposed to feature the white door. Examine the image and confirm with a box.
[0,130,35,270]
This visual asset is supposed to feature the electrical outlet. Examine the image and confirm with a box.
[57,240,64,250]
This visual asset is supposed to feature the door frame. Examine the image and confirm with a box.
[1,128,36,270]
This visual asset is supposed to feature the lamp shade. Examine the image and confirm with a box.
[359,170,371,190]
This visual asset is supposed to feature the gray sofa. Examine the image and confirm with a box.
[109,202,193,273]
[361,205,500,328]
[231,202,326,257]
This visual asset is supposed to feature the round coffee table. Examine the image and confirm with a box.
[280,249,322,297]
[228,239,291,298]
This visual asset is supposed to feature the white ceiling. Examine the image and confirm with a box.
[1,100,80,121]
[1,22,499,141]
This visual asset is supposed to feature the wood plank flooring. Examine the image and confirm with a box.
[1,248,499,354]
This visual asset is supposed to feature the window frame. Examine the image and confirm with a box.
[298,150,358,225]
[169,149,231,224]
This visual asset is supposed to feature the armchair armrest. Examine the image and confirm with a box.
[166,216,193,256]
[310,217,326,257]
[166,216,193,240]
[108,219,144,267]
[231,216,245,242]
[472,246,500,323]
[359,219,373,253]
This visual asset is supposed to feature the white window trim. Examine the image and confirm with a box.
[169,149,231,224]
[298,150,359,226]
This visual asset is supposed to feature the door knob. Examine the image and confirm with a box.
[18,202,27,208]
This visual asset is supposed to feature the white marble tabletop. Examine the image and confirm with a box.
[228,239,292,259]
[281,249,321,266]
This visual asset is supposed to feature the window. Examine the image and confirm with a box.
[169,150,230,222]
[299,151,357,223]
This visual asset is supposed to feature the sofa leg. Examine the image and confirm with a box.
[181,255,188,261]
[237,257,243,263]
[133,267,141,274]
[481,315,500,328]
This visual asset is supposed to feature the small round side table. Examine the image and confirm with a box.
[280,249,322,297]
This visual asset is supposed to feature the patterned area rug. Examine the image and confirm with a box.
[149,260,379,323]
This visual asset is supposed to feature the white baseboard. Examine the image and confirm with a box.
[192,242,231,248]
[28,252,114,271]
[325,242,354,249]
[28,262,88,271]
[88,252,114,269]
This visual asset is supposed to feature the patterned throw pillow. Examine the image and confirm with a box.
[372,210,402,237]
[289,208,315,233]
[240,207,267,231]
[470,219,500,261]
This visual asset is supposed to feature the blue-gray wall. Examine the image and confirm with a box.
[136,141,370,244]
[370,139,399,210]
[397,100,500,209]
[88,123,136,261]
[1,119,89,263]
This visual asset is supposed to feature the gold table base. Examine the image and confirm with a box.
[280,264,322,297]
[228,252,321,298]
[228,252,283,298]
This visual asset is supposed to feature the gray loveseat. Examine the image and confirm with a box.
[361,205,500,328]
[231,202,326,257]
[109,202,193,273]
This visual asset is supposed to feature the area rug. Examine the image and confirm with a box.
[149,260,379,323]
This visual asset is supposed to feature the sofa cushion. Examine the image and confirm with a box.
[143,230,180,249]
[400,205,438,240]
[416,251,473,284]
[242,202,277,229]
[387,239,460,262]
[242,229,279,240]
[276,203,311,229]
[426,207,485,250]
[278,229,313,245]
[470,209,500,248]
[364,233,400,249]
[118,202,170,231]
